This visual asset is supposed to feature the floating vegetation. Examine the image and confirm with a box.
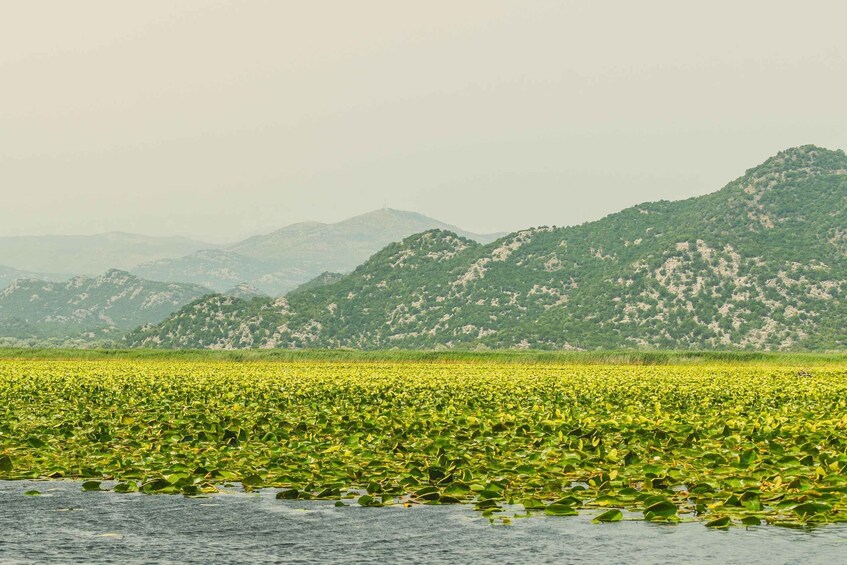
[2,359,847,527]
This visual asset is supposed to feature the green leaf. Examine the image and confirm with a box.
[642,464,666,476]
[551,496,582,507]
[357,494,383,507]
[521,497,547,510]
[82,480,102,492]
[241,474,263,487]
[741,516,762,526]
[113,482,139,493]
[593,509,623,523]
[0,455,11,472]
[705,516,732,528]
[474,499,500,510]
[793,502,831,518]
[181,485,199,496]
[545,503,578,516]
[415,486,440,501]
[738,449,757,468]
[141,478,172,492]
[643,500,677,519]
[593,495,622,507]
[316,487,338,498]
[276,488,300,500]
[24,490,40,496]
[476,489,502,500]
[740,492,762,511]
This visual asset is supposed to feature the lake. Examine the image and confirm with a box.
[2,480,844,564]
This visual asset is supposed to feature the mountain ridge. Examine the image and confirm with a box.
[127,145,847,351]
[0,265,70,291]
[133,208,504,295]
[0,269,210,344]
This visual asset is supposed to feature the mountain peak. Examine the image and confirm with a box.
[224,283,266,299]
[746,145,847,179]
[402,228,474,247]
[359,229,479,273]
[337,208,442,228]
[779,144,843,158]
[103,268,131,276]
[99,269,133,283]
[356,208,428,220]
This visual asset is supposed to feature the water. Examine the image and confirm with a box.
[2,481,845,564]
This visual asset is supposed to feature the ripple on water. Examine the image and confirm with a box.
[2,480,847,564]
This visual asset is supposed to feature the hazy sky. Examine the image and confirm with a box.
[2,1,846,243]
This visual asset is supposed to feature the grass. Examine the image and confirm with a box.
[1,347,847,365]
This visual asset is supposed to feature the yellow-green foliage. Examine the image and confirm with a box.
[2,359,847,526]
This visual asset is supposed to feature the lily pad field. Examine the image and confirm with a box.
[2,357,847,528]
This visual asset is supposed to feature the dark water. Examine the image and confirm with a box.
[2,481,846,564]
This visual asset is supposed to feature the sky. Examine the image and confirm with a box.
[1,1,846,243]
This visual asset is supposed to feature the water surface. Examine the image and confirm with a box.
[1,481,844,564]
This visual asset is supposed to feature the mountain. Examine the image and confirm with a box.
[227,209,502,264]
[127,146,847,351]
[290,272,345,293]
[0,232,215,276]
[133,209,503,295]
[0,265,69,291]
[0,269,210,342]
[224,283,267,299]
[132,250,272,293]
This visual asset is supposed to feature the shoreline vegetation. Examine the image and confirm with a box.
[1,347,847,365]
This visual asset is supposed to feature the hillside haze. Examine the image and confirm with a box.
[128,146,847,351]
[0,265,69,291]
[0,233,215,276]
[133,209,503,295]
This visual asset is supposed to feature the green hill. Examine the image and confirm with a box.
[126,146,847,351]
[0,270,210,343]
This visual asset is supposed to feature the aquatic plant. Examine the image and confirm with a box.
[2,359,846,527]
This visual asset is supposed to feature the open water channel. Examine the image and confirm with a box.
[1,480,845,564]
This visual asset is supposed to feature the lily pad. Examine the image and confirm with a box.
[545,503,578,516]
[593,509,623,523]
[705,516,732,528]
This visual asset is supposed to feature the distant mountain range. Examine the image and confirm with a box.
[127,145,847,351]
[0,210,502,345]
[0,265,68,291]
[0,270,209,344]
[0,233,215,276]
[132,209,503,295]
